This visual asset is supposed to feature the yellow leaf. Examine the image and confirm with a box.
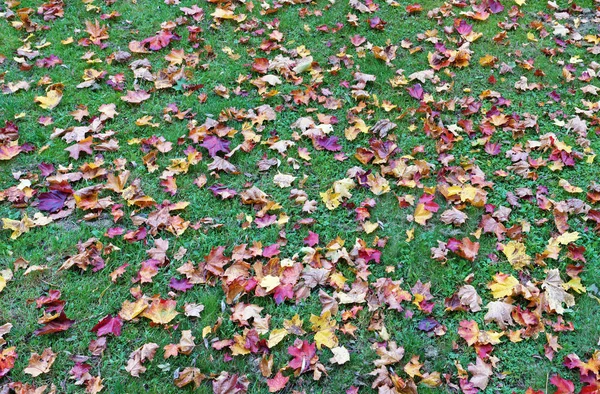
[514,0,525,5]
[559,179,583,193]
[554,231,579,245]
[461,185,478,202]
[405,228,414,242]
[565,277,586,294]
[488,273,518,298]
[363,221,378,234]
[502,241,531,270]
[34,84,63,110]
[267,328,288,348]
[259,275,280,292]
[413,203,432,225]
[0,276,5,293]
[119,299,149,321]
[479,55,497,67]
[2,214,35,239]
[314,329,337,349]
[140,299,179,324]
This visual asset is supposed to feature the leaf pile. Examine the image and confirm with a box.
[1,0,599,393]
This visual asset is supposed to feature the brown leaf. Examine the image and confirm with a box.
[467,357,492,390]
[483,301,514,329]
[24,348,56,377]
[125,343,158,377]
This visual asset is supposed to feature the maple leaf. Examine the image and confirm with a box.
[65,136,93,160]
[38,190,69,212]
[252,58,270,74]
[288,340,316,372]
[267,371,289,392]
[468,357,492,390]
[204,246,229,276]
[0,142,22,161]
[207,157,239,174]
[125,343,158,377]
[174,367,205,388]
[121,90,151,104]
[34,84,63,109]
[457,285,482,312]
[484,301,514,329]
[169,276,194,292]
[502,241,532,270]
[2,214,35,239]
[23,348,56,377]
[413,203,433,225]
[488,273,518,298]
[141,299,179,324]
[119,298,148,321]
[315,136,342,151]
[212,372,249,394]
[91,314,123,337]
[458,320,480,346]
[373,341,404,366]
[0,347,17,378]
[549,375,575,394]
[147,238,169,263]
[329,346,350,365]
[34,312,74,335]
[542,269,575,314]
[201,135,230,157]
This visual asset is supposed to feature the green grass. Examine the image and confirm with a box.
[1,0,600,392]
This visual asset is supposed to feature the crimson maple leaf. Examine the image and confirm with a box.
[91,314,123,337]
[287,340,316,372]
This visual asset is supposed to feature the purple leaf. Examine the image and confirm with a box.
[201,135,230,157]
[169,277,194,292]
[408,84,424,100]
[38,190,68,212]
[315,136,342,151]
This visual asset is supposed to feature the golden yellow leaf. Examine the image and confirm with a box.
[413,203,432,225]
[267,328,288,348]
[488,273,518,299]
[314,329,337,349]
[502,241,531,270]
[34,84,63,110]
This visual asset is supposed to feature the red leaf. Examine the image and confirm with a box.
[267,371,289,392]
[550,375,575,394]
[252,58,269,74]
[287,340,316,372]
[303,231,319,247]
[0,347,17,377]
[91,314,123,337]
[34,312,74,336]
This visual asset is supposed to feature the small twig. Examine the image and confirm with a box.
[98,283,112,302]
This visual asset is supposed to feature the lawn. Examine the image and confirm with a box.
[1,0,600,392]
